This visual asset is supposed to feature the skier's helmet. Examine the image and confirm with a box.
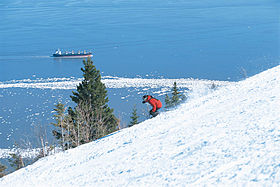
[142,95,148,101]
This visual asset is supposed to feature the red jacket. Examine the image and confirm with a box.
[144,95,162,112]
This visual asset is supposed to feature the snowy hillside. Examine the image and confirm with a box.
[1,65,280,186]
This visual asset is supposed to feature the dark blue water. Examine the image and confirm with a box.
[0,0,279,148]
[1,0,279,81]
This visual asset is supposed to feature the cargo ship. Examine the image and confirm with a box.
[52,49,93,58]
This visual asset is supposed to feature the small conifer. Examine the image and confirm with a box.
[51,103,67,149]
[165,94,171,108]
[171,82,180,106]
[8,153,24,171]
[165,81,186,108]
[129,105,139,127]
[0,163,6,178]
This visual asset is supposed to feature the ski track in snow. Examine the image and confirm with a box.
[1,66,280,186]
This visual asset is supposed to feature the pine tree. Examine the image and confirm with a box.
[51,103,66,150]
[129,105,139,127]
[164,94,171,108]
[50,58,118,148]
[7,142,25,171]
[69,58,118,142]
[210,82,217,90]
[165,82,186,108]
[8,153,24,171]
[0,163,6,178]
[171,82,180,106]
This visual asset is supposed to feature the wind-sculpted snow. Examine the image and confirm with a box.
[0,76,229,90]
[1,66,280,186]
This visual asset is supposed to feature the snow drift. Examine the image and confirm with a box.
[1,65,280,186]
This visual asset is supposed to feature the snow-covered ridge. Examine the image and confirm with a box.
[1,65,279,186]
[0,76,230,90]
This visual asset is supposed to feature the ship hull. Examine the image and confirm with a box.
[52,53,93,58]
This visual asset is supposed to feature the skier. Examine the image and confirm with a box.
[142,95,162,117]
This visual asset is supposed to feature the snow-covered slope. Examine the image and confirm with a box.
[1,66,280,186]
